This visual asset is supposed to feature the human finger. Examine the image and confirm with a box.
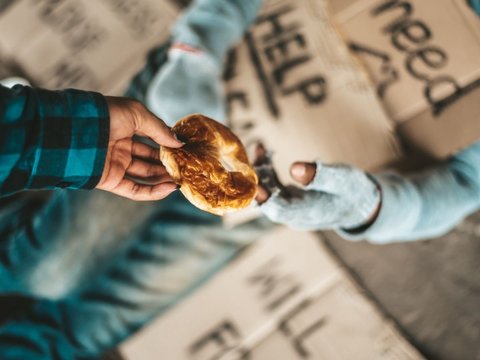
[307,162,373,195]
[290,162,317,186]
[131,141,161,162]
[110,178,178,201]
[126,158,172,180]
[260,190,339,230]
[253,143,270,166]
[255,185,270,204]
[133,105,183,148]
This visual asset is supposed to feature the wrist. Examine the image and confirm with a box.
[33,88,109,190]
[342,181,382,233]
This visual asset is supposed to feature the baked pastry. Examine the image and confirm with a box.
[160,114,258,216]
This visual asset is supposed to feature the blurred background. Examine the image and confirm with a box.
[0,0,479,359]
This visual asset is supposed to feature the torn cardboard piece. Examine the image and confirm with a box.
[223,0,404,227]
[331,0,480,159]
[0,0,179,94]
[120,227,424,360]
[225,0,402,184]
[224,0,480,225]
[0,0,477,165]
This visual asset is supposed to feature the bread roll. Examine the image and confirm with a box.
[160,114,258,216]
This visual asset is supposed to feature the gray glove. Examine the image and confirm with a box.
[257,151,381,231]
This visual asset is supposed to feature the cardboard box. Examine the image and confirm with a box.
[225,0,402,182]
[223,0,479,225]
[225,0,480,182]
[0,0,399,179]
[331,0,480,160]
[120,228,424,360]
[0,0,179,94]
[1,0,476,172]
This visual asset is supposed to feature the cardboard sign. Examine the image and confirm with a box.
[224,0,479,228]
[225,0,480,183]
[225,0,402,183]
[120,228,424,360]
[331,0,480,159]
[1,0,476,167]
[0,0,178,94]
[0,3,443,358]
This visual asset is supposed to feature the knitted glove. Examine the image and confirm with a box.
[257,152,381,231]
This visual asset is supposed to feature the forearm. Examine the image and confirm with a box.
[0,85,109,197]
[341,142,480,243]
[172,0,263,60]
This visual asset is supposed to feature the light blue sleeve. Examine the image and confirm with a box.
[340,141,480,243]
[145,0,263,124]
[172,0,263,61]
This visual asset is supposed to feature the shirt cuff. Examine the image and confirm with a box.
[336,173,422,244]
[31,88,110,190]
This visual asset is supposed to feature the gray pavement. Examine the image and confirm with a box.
[321,213,480,360]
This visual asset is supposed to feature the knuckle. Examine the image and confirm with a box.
[131,183,142,194]
[147,167,157,177]
[150,147,158,160]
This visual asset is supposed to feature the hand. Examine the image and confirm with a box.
[255,145,381,230]
[96,96,183,201]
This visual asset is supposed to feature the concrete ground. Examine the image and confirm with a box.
[320,213,480,360]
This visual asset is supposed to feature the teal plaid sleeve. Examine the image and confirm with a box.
[0,85,110,196]
[470,0,480,14]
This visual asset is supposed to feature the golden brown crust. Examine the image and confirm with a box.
[160,114,258,216]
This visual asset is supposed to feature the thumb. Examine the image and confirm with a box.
[290,162,317,186]
[136,108,183,148]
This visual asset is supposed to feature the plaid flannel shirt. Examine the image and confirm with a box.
[0,85,109,197]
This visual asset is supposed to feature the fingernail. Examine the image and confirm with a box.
[291,162,316,186]
[291,163,306,179]
[173,133,186,145]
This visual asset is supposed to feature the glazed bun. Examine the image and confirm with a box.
[160,114,258,216]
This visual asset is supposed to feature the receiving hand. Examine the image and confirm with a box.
[96,97,183,201]
[255,145,381,231]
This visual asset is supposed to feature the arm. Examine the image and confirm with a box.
[0,85,182,201]
[342,141,480,243]
[143,0,264,125]
[0,85,109,196]
[343,0,480,242]
[172,0,263,60]
[258,141,480,244]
